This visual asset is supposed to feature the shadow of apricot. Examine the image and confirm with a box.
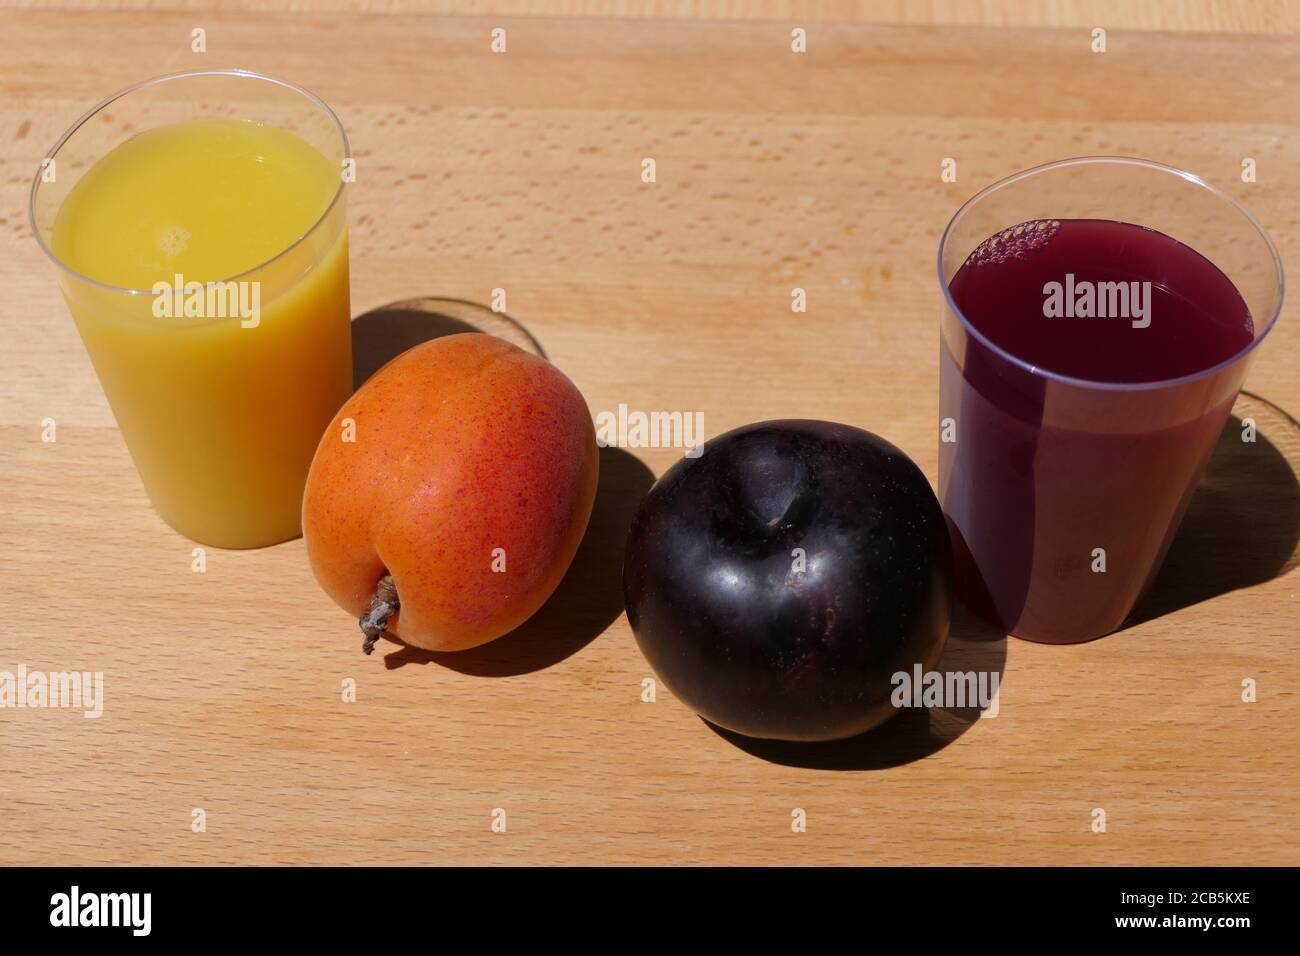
[352,296,546,389]
[706,601,1006,770]
[381,445,654,676]
[1127,393,1300,627]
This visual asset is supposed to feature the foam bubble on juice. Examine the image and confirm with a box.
[965,219,1059,267]
[157,225,190,258]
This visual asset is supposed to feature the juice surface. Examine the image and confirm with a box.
[52,117,339,290]
[947,218,1253,383]
[50,118,352,548]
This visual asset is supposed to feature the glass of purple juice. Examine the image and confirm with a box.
[938,157,1283,644]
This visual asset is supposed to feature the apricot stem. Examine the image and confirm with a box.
[359,575,400,656]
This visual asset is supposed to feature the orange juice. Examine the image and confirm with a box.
[49,117,352,548]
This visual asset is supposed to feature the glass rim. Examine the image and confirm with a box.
[937,155,1286,393]
[28,68,350,297]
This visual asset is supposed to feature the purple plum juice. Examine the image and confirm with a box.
[940,219,1254,643]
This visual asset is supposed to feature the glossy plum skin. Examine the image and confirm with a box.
[623,420,952,742]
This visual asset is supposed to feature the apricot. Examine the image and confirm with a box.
[302,333,598,653]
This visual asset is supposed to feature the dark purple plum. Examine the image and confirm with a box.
[623,420,952,742]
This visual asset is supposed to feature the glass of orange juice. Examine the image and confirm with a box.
[30,69,353,549]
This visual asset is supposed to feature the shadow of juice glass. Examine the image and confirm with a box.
[938,158,1283,643]
[30,69,353,549]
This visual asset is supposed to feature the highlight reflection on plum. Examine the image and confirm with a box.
[623,420,953,742]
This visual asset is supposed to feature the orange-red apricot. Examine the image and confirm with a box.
[303,333,598,653]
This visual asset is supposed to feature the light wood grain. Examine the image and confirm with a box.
[7,0,1300,34]
[1,7,1297,866]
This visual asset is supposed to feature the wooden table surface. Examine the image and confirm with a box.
[2,2,1298,866]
